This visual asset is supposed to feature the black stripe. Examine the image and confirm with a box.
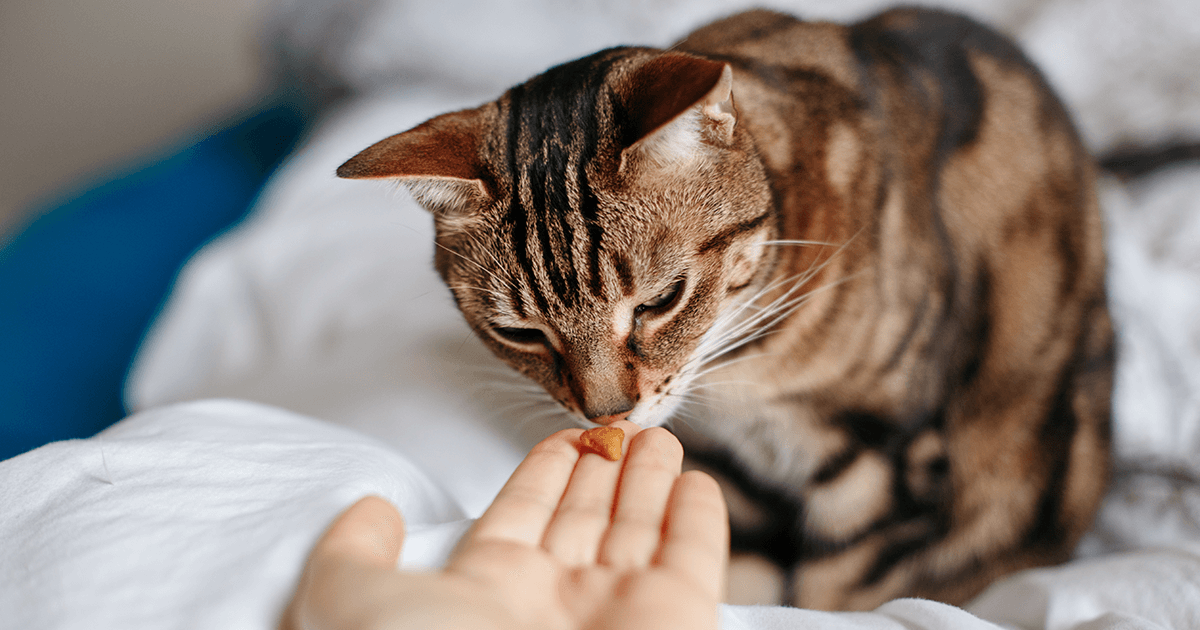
[613,251,635,296]
[881,295,929,372]
[848,11,993,362]
[523,80,575,310]
[532,168,573,308]
[952,267,990,393]
[625,332,646,359]
[1021,329,1089,553]
[1098,140,1200,179]
[698,211,770,254]
[503,86,550,315]
[839,410,896,449]
[508,285,527,319]
[849,8,1035,161]
[810,448,859,485]
[513,50,627,307]
[574,66,607,298]
[1049,167,1085,301]
[545,78,582,305]
[549,158,579,302]
[682,445,807,567]
[583,182,606,298]
[860,528,939,587]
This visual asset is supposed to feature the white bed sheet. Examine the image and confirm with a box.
[3,400,1196,629]
[0,400,470,629]
[4,0,1200,627]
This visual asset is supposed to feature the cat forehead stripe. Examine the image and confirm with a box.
[501,51,627,314]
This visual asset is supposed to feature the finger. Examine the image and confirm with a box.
[656,470,730,600]
[282,496,406,630]
[315,496,406,567]
[540,420,640,566]
[597,427,683,570]
[466,428,584,548]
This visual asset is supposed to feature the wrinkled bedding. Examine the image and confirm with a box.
[2,0,1198,627]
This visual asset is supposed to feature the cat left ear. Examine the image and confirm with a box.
[619,54,735,171]
[337,106,491,215]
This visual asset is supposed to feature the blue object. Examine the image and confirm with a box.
[0,98,309,461]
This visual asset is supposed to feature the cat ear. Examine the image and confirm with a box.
[337,107,491,215]
[619,54,735,171]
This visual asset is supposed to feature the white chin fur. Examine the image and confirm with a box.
[571,391,683,428]
[625,399,677,428]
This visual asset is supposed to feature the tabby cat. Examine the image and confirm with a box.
[337,7,1113,610]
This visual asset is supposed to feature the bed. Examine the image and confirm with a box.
[2,0,1198,627]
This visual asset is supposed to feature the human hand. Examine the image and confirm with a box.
[282,421,729,630]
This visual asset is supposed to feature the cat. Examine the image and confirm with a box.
[336,7,1114,610]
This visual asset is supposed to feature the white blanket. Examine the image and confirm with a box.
[0,400,469,629]
[3,400,1196,629]
[4,0,1199,627]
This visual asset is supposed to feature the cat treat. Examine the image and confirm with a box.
[579,426,624,461]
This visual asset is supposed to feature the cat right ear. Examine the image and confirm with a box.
[618,54,736,172]
[337,107,491,216]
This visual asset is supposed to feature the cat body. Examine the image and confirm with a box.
[339,7,1113,610]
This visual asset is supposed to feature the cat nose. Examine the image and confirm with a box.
[583,397,635,425]
[590,410,632,425]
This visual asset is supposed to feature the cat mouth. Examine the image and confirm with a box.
[588,412,631,426]
[587,392,682,429]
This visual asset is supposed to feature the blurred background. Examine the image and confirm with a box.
[0,0,266,237]
[0,0,311,459]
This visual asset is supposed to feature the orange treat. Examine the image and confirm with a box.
[579,426,625,461]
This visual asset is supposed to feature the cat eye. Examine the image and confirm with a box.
[636,277,686,315]
[491,326,548,347]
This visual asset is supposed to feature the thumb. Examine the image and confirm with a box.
[317,495,407,567]
[280,496,407,630]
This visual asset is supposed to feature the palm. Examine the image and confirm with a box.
[444,423,728,630]
[283,422,728,630]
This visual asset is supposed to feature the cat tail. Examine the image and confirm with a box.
[1098,140,1200,180]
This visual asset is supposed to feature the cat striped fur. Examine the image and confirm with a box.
[338,7,1113,610]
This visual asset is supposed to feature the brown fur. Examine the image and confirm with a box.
[339,7,1112,610]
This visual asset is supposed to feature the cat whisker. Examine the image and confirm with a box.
[500,392,572,431]
[689,349,789,382]
[704,248,837,340]
[693,231,863,365]
[469,365,526,377]
[698,271,863,370]
[514,405,571,425]
[664,402,715,434]
[661,397,709,425]
[689,262,861,379]
[466,367,540,389]
[467,364,540,382]
[486,389,555,409]
[691,276,814,365]
[432,238,523,296]
[464,231,523,287]
[449,283,517,302]
[666,392,728,409]
[759,238,840,248]
[462,361,583,436]
[477,393,553,418]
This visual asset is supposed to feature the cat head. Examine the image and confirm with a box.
[339,47,776,427]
